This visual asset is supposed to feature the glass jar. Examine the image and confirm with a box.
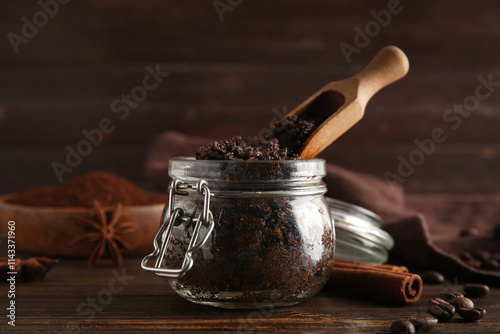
[327,197,394,264]
[142,157,335,309]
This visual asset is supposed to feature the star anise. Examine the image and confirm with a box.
[70,201,138,266]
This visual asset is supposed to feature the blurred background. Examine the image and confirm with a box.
[0,0,499,194]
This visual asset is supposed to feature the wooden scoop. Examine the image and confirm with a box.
[287,45,409,159]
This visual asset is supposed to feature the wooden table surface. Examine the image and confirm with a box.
[1,258,499,333]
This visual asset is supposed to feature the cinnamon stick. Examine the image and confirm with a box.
[334,259,409,273]
[326,260,422,305]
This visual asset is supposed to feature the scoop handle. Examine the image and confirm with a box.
[355,46,409,106]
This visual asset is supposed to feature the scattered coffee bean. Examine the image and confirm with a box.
[481,258,500,270]
[391,319,415,334]
[460,252,473,261]
[408,318,438,333]
[457,307,486,322]
[463,258,482,269]
[428,305,454,322]
[460,227,479,237]
[440,291,464,302]
[395,283,489,331]
[471,249,491,262]
[449,297,474,310]
[428,298,455,322]
[463,283,490,298]
[493,253,500,261]
[420,271,444,284]
[494,224,500,239]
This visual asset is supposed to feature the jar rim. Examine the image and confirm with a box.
[169,156,326,165]
[169,156,327,182]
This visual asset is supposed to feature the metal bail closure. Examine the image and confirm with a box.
[141,179,215,278]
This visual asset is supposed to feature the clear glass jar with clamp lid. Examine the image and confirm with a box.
[141,157,335,309]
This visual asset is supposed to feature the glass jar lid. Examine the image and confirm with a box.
[327,197,394,264]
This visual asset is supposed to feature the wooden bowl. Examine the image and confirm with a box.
[0,194,165,258]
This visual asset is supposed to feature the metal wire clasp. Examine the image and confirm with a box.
[141,179,215,278]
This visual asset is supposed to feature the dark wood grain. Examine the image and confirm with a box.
[0,258,498,333]
[0,0,499,195]
[0,66,498,145]
[0,145,150,193]
[1,1,500,66]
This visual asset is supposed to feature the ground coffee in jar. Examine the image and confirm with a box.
[195,114,326,161]
[142,158,335,309]
[142,113,335,308]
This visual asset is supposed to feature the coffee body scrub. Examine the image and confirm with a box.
[142,115,335,309]
[195,114,326,161]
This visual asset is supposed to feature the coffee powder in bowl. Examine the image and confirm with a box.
[0,171,168,264]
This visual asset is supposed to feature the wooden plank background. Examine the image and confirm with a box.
[0,0,499,193]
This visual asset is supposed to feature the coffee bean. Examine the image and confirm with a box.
[440,291,464,302]
[460,252,473,261]
[457,307,486,322]
[420,271,444,284]
[463,283,490,298]
[471,249,491,262]
[460,227,479,237]
[464,258,482,269]
[481,258,500,269]
[493,253,500,261]
[391,319,415,334]
[428,298,455,322]
[449,297,474,310]
[408,318,438,333]
[428,305,454,322]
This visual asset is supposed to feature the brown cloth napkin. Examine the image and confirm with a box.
[145,131,500,286]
